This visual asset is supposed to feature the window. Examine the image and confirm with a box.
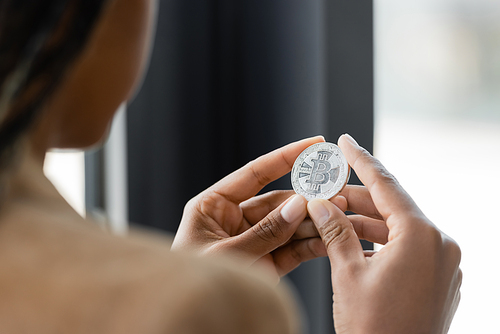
[375,1,500,332]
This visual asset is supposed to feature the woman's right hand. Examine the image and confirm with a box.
[308,134,462,334]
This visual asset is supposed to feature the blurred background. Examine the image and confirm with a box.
[44,0,500,333]
[375,0,500,333]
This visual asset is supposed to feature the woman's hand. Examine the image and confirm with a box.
[308,134,462,334]
[171,136,328,282]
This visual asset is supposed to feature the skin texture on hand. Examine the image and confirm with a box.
[308,134,462,334]
[171,136,328,283]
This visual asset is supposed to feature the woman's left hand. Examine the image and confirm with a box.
[171,136,328,282]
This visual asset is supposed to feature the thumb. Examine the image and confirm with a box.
[307,199,365,273]
[233,195,307,260]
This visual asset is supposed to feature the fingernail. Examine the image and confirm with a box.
[343,133,359,146]
[314,135,326,141]
[307,199,331,225]
[281,195,306,224]
[331,195,347,212]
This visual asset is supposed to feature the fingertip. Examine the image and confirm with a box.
[338,134,376,172]
[308,199,365,269]
[337,133,359,147]
[301,135,325,146]
[299,135,325,143]
[338,134,362,157]
[307,199,332,227]
[341,133,359,146]
[281,194,307,224]
[315,134,326,142]
[331,195,348,212]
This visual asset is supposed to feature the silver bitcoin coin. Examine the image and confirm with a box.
[291,142,350,200]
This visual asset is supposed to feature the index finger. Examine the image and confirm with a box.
[338,134,422,222]
[336,185,383,220]
[209,136,325,204]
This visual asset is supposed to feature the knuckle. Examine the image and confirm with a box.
[418,224,463,266]
[371,159,399,185]
[318,222,351,250]
[304,238,321,259]
[377,170,398,187]
[359,147,374,161]
[248,162,272,187]
[444,238,462,264]
[270,189,291,198]
[289,242,304,263]
[254,215,286,243]
[309,238,327,258]
[416,223,442,244]
[353,150,401,188]
[264,189,280,197]
[262,189,290,203]
[198,194,219,214]
[429,226,444,244]
[183,195,201,213]
[196,193,235,224]
[288,239,323,265]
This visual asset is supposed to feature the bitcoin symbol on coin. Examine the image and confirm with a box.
[291,142,349,200]
[303,151,339,194]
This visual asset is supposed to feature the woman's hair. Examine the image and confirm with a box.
[0,0,107,171]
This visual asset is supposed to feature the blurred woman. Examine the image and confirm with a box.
[0,0,461,333]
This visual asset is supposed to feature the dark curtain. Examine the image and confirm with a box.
[126,1,373,333]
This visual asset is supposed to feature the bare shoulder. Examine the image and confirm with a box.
[155,251,301,334]
[110,226,301,334]
[0,209,299,334]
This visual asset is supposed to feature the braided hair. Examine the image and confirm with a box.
[0,0,107,176]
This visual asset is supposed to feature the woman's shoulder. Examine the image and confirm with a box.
[0,208,299,334]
